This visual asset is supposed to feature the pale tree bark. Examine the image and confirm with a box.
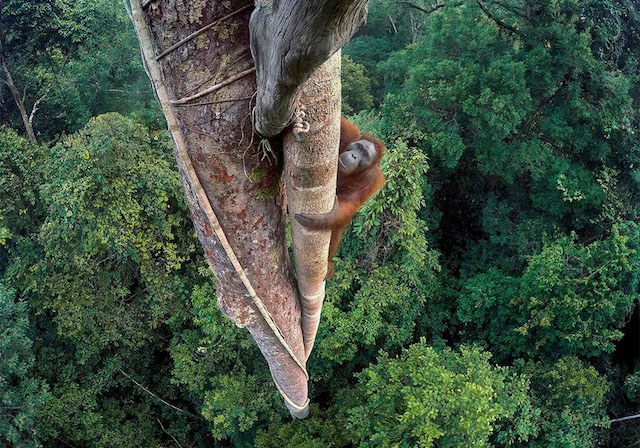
[126,0,368,419]
[284,52,341,357]
[250,0,367,359]
[0,60,36,142]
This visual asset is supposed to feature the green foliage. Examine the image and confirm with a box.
[171,282,284,442]
[1,0,160,140]
[201,373,280,441]
[0,128,45,241]
[625,367,640,403]
[21,113,196,354]
[348,340,538,448]
[319,267,417,365]
[44,0,162,133]
[341,55,374,115]
[1,115,214,447]
[524,357,610,448]
[254,406,351,448]
[1,0,640,446]
[339,1,640,445]
[459,227,639,360]
[0,284,45,448]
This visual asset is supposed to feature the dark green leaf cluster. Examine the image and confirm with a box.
[0,284,45,448]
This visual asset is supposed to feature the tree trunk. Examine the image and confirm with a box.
[249,0,368,359]
[284,52,341,357]
[126,0,309,418]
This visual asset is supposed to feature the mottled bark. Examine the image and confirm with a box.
[284,52,341,357]
[126,0,308,417]
[249,0,368,137]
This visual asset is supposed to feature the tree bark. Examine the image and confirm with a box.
[284,52,341,357]
[126,0,309,418]
[249,0,368,137]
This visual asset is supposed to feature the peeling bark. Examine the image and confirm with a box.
[126,0,309,418]
[249,0,368,137]
[284,52,341,357]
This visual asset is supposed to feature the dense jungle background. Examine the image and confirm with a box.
[1,0,640,446]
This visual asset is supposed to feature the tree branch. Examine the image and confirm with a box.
[0,2,37,142]
[490,0,530,19]
[119,369,190,414]
[610,413,640,424]
[28,85,52,128]
[250,0,369,137]
[156,418,184,448]
[388,13,398,33]
[400,2,445,14]
[476,0,520,35]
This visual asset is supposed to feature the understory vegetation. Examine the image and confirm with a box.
[1,0,639,446]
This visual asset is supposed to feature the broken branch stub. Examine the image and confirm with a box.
[249,0,369,137]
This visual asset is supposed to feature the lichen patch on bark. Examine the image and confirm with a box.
[196,33,210,50]
[289,162,337,189]
[189,0,206,24]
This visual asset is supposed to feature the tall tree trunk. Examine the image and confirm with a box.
[249,0,367,359]
[126,0,309,417]
[284,52,341,357]
[250,0,368,137]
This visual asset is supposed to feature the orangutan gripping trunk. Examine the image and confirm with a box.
[296,117,386,279]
